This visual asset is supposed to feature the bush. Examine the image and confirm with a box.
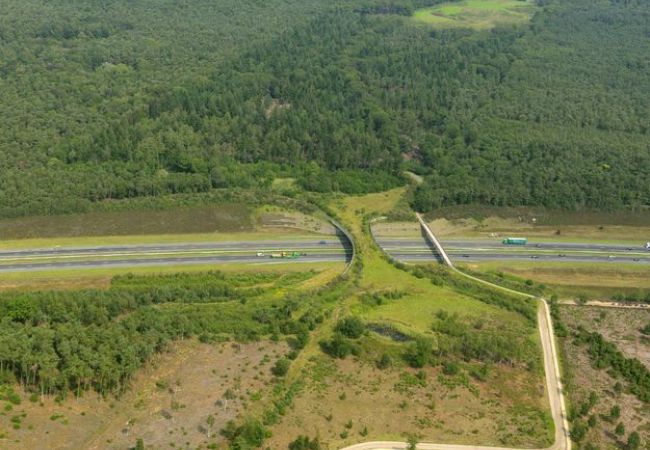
[221,419,269,449]
[570,420,587,443]
[320,333,353,359]
[289,435,322,450]
[271,358,290,377]
[376,353,392,370]
[404,338,432,368]
[442,361,460,376]
[335,317,365,339]
[627,432,640,450]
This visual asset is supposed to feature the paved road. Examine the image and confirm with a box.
[0,239,351,273]
[345,220,571,450]
[376,238,650,265]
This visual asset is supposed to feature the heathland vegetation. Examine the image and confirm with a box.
[0,270,318,397]
[1,0,649,217]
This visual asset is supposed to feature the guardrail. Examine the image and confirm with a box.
[326,215,356,276]
[415,213,453,267]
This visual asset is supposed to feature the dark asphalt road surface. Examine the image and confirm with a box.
[0,239,351,273]
[376,238,650,265]
[0,253,347,273]
[0,239,346,258]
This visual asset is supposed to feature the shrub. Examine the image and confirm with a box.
[627,432,640,450]
[289,435,322,450]
[221,419,269,449]
[442,361,459,376]
[335,317,365,339]
[271,358,290,377]
[376,353,392,370]
[404,338,432,368]
[320,334,353,359]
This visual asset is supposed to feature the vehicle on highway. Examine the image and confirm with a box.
[462,254,469,258]
[530,255,540,259]
[319,240,327,245]
[270,251,306,259]
[256,252,265,257]
[558,254,566,257]
[502,237,527,245]
[646,241,650,249]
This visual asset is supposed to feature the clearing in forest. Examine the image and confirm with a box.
[412,0,536,30]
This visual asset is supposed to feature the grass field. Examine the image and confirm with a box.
[412,0,536,30]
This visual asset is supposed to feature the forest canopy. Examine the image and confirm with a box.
[0,0,648,216]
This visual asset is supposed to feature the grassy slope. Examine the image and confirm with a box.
[0,261,345,292]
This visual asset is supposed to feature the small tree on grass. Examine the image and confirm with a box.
[587,415,597,428]
[377,353,392,369]
[271,358,290,377]
[335,317,365,339]
[627,432,640,450]
[288,435,322,450]
[571,420,587,443]
[135,438,145,450]
[405,338,431,368]
[615,422,625,436]
[320,334,352,359]
[407,435,418,450]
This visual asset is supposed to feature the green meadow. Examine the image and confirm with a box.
[412,0,536,30]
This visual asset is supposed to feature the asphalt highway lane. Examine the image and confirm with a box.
[0,239,351,273]
[0,253,347,273]
[375,238,650,264]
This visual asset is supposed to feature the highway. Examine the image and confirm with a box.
[375,237,650,265]
[0,239,351,273]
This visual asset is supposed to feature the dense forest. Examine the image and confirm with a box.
[1,0,649,216]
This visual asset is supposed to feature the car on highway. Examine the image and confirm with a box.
[558,254,566,258]
[530,255,540,259]
[461,254,469,258]
[319,240,327,245]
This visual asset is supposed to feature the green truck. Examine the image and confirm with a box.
[502,237,528,245]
